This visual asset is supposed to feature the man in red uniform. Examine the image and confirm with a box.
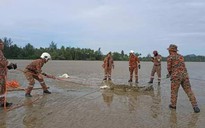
[0,39,17,107]
[102,52,114,81]
[24,52,52,97]
[167,44,200,113]
[128,50,140,83]
[148,50,162,84]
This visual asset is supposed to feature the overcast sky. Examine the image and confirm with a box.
[0,0,205,56]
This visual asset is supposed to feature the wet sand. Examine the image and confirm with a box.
[0,60,205,128]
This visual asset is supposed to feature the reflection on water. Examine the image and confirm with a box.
[102,90,113,107]
[23,96,39,128]
[169,110,200,128]
[23,95,49,128]
[0,112,7,128]
[187,113,199,128]
[150,85,161,118]
[169,110,177,128]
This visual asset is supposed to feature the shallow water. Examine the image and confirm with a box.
[1,60,205,128]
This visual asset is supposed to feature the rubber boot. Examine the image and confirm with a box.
[193,106,200,113]
[148,78,154,84]
[135,75,138,83]
[25,86,33,97]
[0,97,12,107]
[103,77,107,80]
[41,85,51,94]
[0,102,13,107]
[108,75,111,81]
[169,104,176,109]
[128,74,133,82]
[158,79,161,85]
[135,80,138,83]
[128,79,132,82]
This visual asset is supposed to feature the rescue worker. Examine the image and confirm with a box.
[102,52,114,81]
[148,50,162,84]
[24,52,52,97]
[128,50,140,83]
[166,44,200,113]
[0,39,17,107]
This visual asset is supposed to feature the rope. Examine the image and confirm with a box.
[16,68,69,82]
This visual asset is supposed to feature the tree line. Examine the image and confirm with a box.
[2,37,205,61]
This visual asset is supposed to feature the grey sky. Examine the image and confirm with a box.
[0,0,205,56]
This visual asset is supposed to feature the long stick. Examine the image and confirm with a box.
[16,68,69,82]
[7,87,49,92]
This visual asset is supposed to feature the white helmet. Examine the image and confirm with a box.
[40,52,51,61]
[130,50,134,53]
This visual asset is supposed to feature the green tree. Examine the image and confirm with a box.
[95,48,103,60]
[2,37,13,58]
[2,37,205,61]
[112,52,122,60]
[49,41,57,51]
[22,43,35,59]
[10,44,23,59]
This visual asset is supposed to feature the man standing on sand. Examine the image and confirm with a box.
[102,52,114,81]
[128,50,140,83]
[148,50,162,84]
[0,39,17,107]
[24,52,53,97]
[166,44,200,113]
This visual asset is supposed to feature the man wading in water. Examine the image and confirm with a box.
[24,52,53,97]
[0,39,17,107]
[148,50,162,85]
[166,44,200,113]
[102,52,114,81]
[128,50,140,83]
